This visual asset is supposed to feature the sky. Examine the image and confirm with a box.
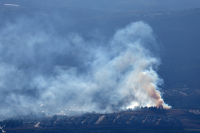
[1,0,200,11]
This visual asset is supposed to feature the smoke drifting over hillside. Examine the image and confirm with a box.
[0,17,170,116]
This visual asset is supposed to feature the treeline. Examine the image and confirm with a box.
[0,119,23,128]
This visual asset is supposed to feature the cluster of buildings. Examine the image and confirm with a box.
[38,113,182,127]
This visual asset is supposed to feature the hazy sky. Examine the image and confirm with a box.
[1,0,200,11]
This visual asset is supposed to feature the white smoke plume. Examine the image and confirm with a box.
[0,19,170,116]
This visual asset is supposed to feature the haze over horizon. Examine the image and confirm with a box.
[1,0,200,11]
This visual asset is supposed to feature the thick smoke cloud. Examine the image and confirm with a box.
[0,17,169,116]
